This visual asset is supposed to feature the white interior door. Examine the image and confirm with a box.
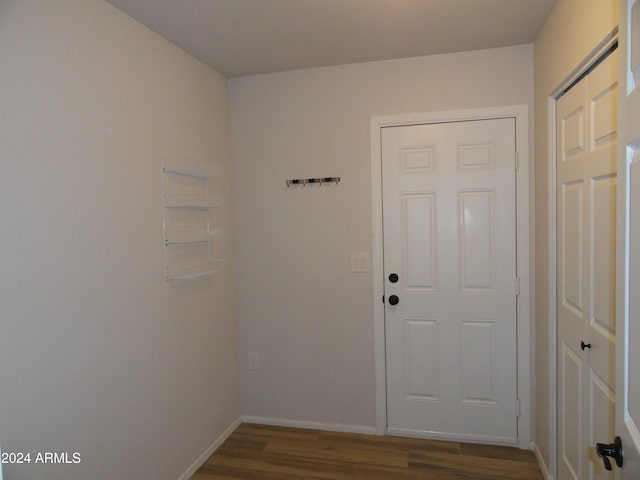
[556,50,618,480]
[614,1,640,478]
[382,118,518,444]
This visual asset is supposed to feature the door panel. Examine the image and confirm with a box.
[382,118,517,443]
[561,181,585,315]
[403,193,436,289]
[591,176,616,335]
[625,148,640,436]
[616,2,640,478]
[461,321,495,402]
[588,373,615,478]
[557,50,618,480]
[405,319,438,399]
[459,190,495,290]
[561,342,583,480]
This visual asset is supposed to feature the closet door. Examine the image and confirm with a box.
[556,50,618,480]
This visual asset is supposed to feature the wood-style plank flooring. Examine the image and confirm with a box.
[191,423,544,479]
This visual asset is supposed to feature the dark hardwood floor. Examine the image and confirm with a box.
[191,423,544,479]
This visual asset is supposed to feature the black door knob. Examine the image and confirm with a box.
[581,341,591,351]
[389,273,399,283]
[596,436,623,470]
[388,295,399,306]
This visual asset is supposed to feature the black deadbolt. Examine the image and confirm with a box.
[389,273,399,283]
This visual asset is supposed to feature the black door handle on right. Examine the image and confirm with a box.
[596,436,623,471]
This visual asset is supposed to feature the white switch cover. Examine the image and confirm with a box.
[350,252,370,273]
[248,352,260,370]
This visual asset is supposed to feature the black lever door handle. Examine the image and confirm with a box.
[581,341,591,351]
[596,436,623,470]
[388,295,399,306]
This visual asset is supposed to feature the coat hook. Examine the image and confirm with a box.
[286,178,307,187]
[286,176,340,187]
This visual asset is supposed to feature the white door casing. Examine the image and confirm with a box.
[616,1,640,478]
[371,106,530,448]
[556,50,618,480]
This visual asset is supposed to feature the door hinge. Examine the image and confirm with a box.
[515,151,519,171]
[515,277,520,296]
[516,399,521,418]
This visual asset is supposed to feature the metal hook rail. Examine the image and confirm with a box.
[286,177,341,187]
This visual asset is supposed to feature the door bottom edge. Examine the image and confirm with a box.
[385,427,517,446]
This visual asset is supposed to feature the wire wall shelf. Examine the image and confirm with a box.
[165,260,224,281]
[162,159,224,281]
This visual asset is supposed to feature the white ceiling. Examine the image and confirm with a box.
[105,0,558,78]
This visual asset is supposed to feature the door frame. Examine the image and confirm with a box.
[546,31,619,479]
[370,105,532,448]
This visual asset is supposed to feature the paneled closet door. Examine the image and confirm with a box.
[556,50,618,480]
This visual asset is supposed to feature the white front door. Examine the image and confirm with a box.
[556,50,618,480]
[614,1,640,478]
[382,118,518,443]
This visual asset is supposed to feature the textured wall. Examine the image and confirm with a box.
[0,1,238,478]
[229,45,533,430]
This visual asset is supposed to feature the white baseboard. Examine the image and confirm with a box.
[534,443,553,480]
[177,416,242,480]
[241,415,377,436]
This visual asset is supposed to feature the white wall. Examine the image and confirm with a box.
[229,45,533,429]
[0,1,238,479]
[533,0,618,474]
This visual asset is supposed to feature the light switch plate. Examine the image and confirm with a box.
[248,352,260,370]
[350,252,370,273]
